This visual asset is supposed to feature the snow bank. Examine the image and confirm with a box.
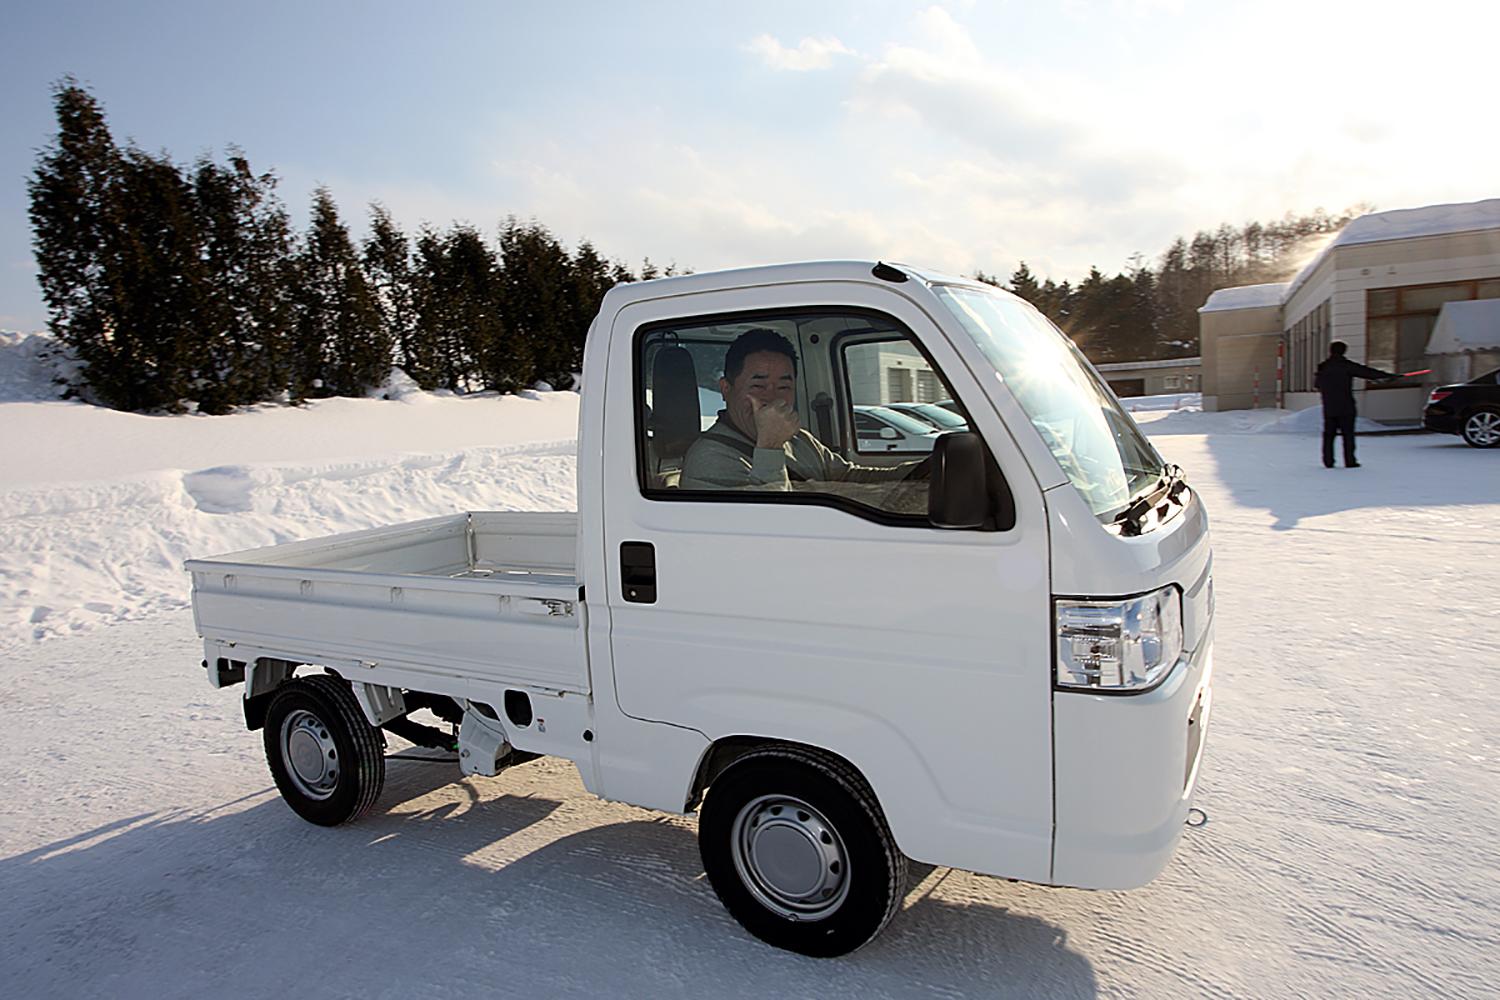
[1256,406,1386,434]
[0,385,581,647]
[1,388,580,488]
[0,330,74,402]
[1120,392,1201,412]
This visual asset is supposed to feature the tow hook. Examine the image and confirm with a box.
[1186,807,1209,828]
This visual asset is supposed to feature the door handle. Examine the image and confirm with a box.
[620,541,656,604]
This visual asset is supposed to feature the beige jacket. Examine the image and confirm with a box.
[680,414,921,491]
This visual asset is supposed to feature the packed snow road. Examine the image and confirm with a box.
[2,407,1498,998]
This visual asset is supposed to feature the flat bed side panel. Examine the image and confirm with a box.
[192,574,586,692]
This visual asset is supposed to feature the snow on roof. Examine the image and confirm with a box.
[1198,283,1289,313]
[1426,299,1500,354]
[1201,199,1500,314]
[1332,197,1500,247]
[1284,197,1500,302]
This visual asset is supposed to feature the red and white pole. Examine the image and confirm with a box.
[1252,368,1260,409]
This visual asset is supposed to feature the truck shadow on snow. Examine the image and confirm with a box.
[1,761,1099,999]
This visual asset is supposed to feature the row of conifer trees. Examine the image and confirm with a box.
[28,81,675,413]
[30,80,1365,412]
[976,208,1364,365]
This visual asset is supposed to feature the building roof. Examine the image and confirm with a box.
[1201,198,1500,313]
[1199,283,1289,313]
[1426,299,1500,354]
[1284,198,1500,302]
[1095,357,1201,372]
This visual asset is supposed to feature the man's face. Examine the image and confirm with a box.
[721,350,796,438]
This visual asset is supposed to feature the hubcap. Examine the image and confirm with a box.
[1466,412,1500,446]
[280,709,339,800]
[730,795,849,920]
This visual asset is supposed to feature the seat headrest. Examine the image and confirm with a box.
[652,345,701,461]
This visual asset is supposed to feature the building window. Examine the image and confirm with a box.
[1163,375,1181,389]
[1285,298,1331,392]
[1366,280,1492,379]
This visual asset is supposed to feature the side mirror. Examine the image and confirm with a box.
[928,432,989,529]
[879,426,899,440]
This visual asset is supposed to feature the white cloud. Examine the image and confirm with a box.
[745,34,855,72]
[332,3,1500,300]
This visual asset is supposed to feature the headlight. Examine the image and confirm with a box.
[1055,585,1184,692]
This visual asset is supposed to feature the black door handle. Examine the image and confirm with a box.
[620,541,656,604]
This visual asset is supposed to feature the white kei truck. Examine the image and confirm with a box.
[188,261,1214,957]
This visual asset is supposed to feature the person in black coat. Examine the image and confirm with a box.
[1314,341,1394,468]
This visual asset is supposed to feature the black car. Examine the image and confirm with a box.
[1423,367,1500,448]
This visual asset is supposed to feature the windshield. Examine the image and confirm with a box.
[934,284,1165,519]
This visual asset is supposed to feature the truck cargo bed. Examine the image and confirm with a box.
[187,512,587,693]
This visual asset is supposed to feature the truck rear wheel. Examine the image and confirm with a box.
[263,674,386,826]
[699,747,907,957]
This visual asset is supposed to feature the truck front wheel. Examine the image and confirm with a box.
[263,675,386,826]
[699,747,908,957]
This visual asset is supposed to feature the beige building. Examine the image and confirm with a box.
[1094,357,1201,398]
[1199,199,1500,421]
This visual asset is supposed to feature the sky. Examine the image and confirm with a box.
[3,0,1496,332]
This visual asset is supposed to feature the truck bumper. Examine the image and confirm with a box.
[1051,625,1214,889]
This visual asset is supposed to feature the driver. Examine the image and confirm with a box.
[681,328,928,491]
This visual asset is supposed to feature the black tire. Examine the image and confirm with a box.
[699,746,908,957]
[263,674,386,826]
[1461,407,1500,448]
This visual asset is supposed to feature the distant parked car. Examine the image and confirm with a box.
[852,405,942,451]
[1423,368,1500,448]
[887,401,970,432]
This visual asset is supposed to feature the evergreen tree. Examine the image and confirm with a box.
[363,203,419,381]
[191,153,294,411]
[568,240,618,373]
[448,225,511,392]
[91,145,207,410]
[411,224,506,392]
[1007,262,1042,305]
[498,217,575,389]
[29,80,129,406]
[290,189,389,398]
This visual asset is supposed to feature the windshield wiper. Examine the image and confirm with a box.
[1164,463,1188,502]
[1113,492,1156,536]
[1113,465,1186,536]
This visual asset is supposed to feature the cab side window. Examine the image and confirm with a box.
[637,310,974,525]
[843,339,968,459]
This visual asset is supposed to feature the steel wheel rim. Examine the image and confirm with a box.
[730,794,850,920]
[280,708,339,800]
[1466,412,1500,445]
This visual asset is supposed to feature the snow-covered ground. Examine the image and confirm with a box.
[2,341,1498,997]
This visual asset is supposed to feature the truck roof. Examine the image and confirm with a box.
[599,260,994,311]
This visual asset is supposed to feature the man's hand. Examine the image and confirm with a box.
[750,397,800,449]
